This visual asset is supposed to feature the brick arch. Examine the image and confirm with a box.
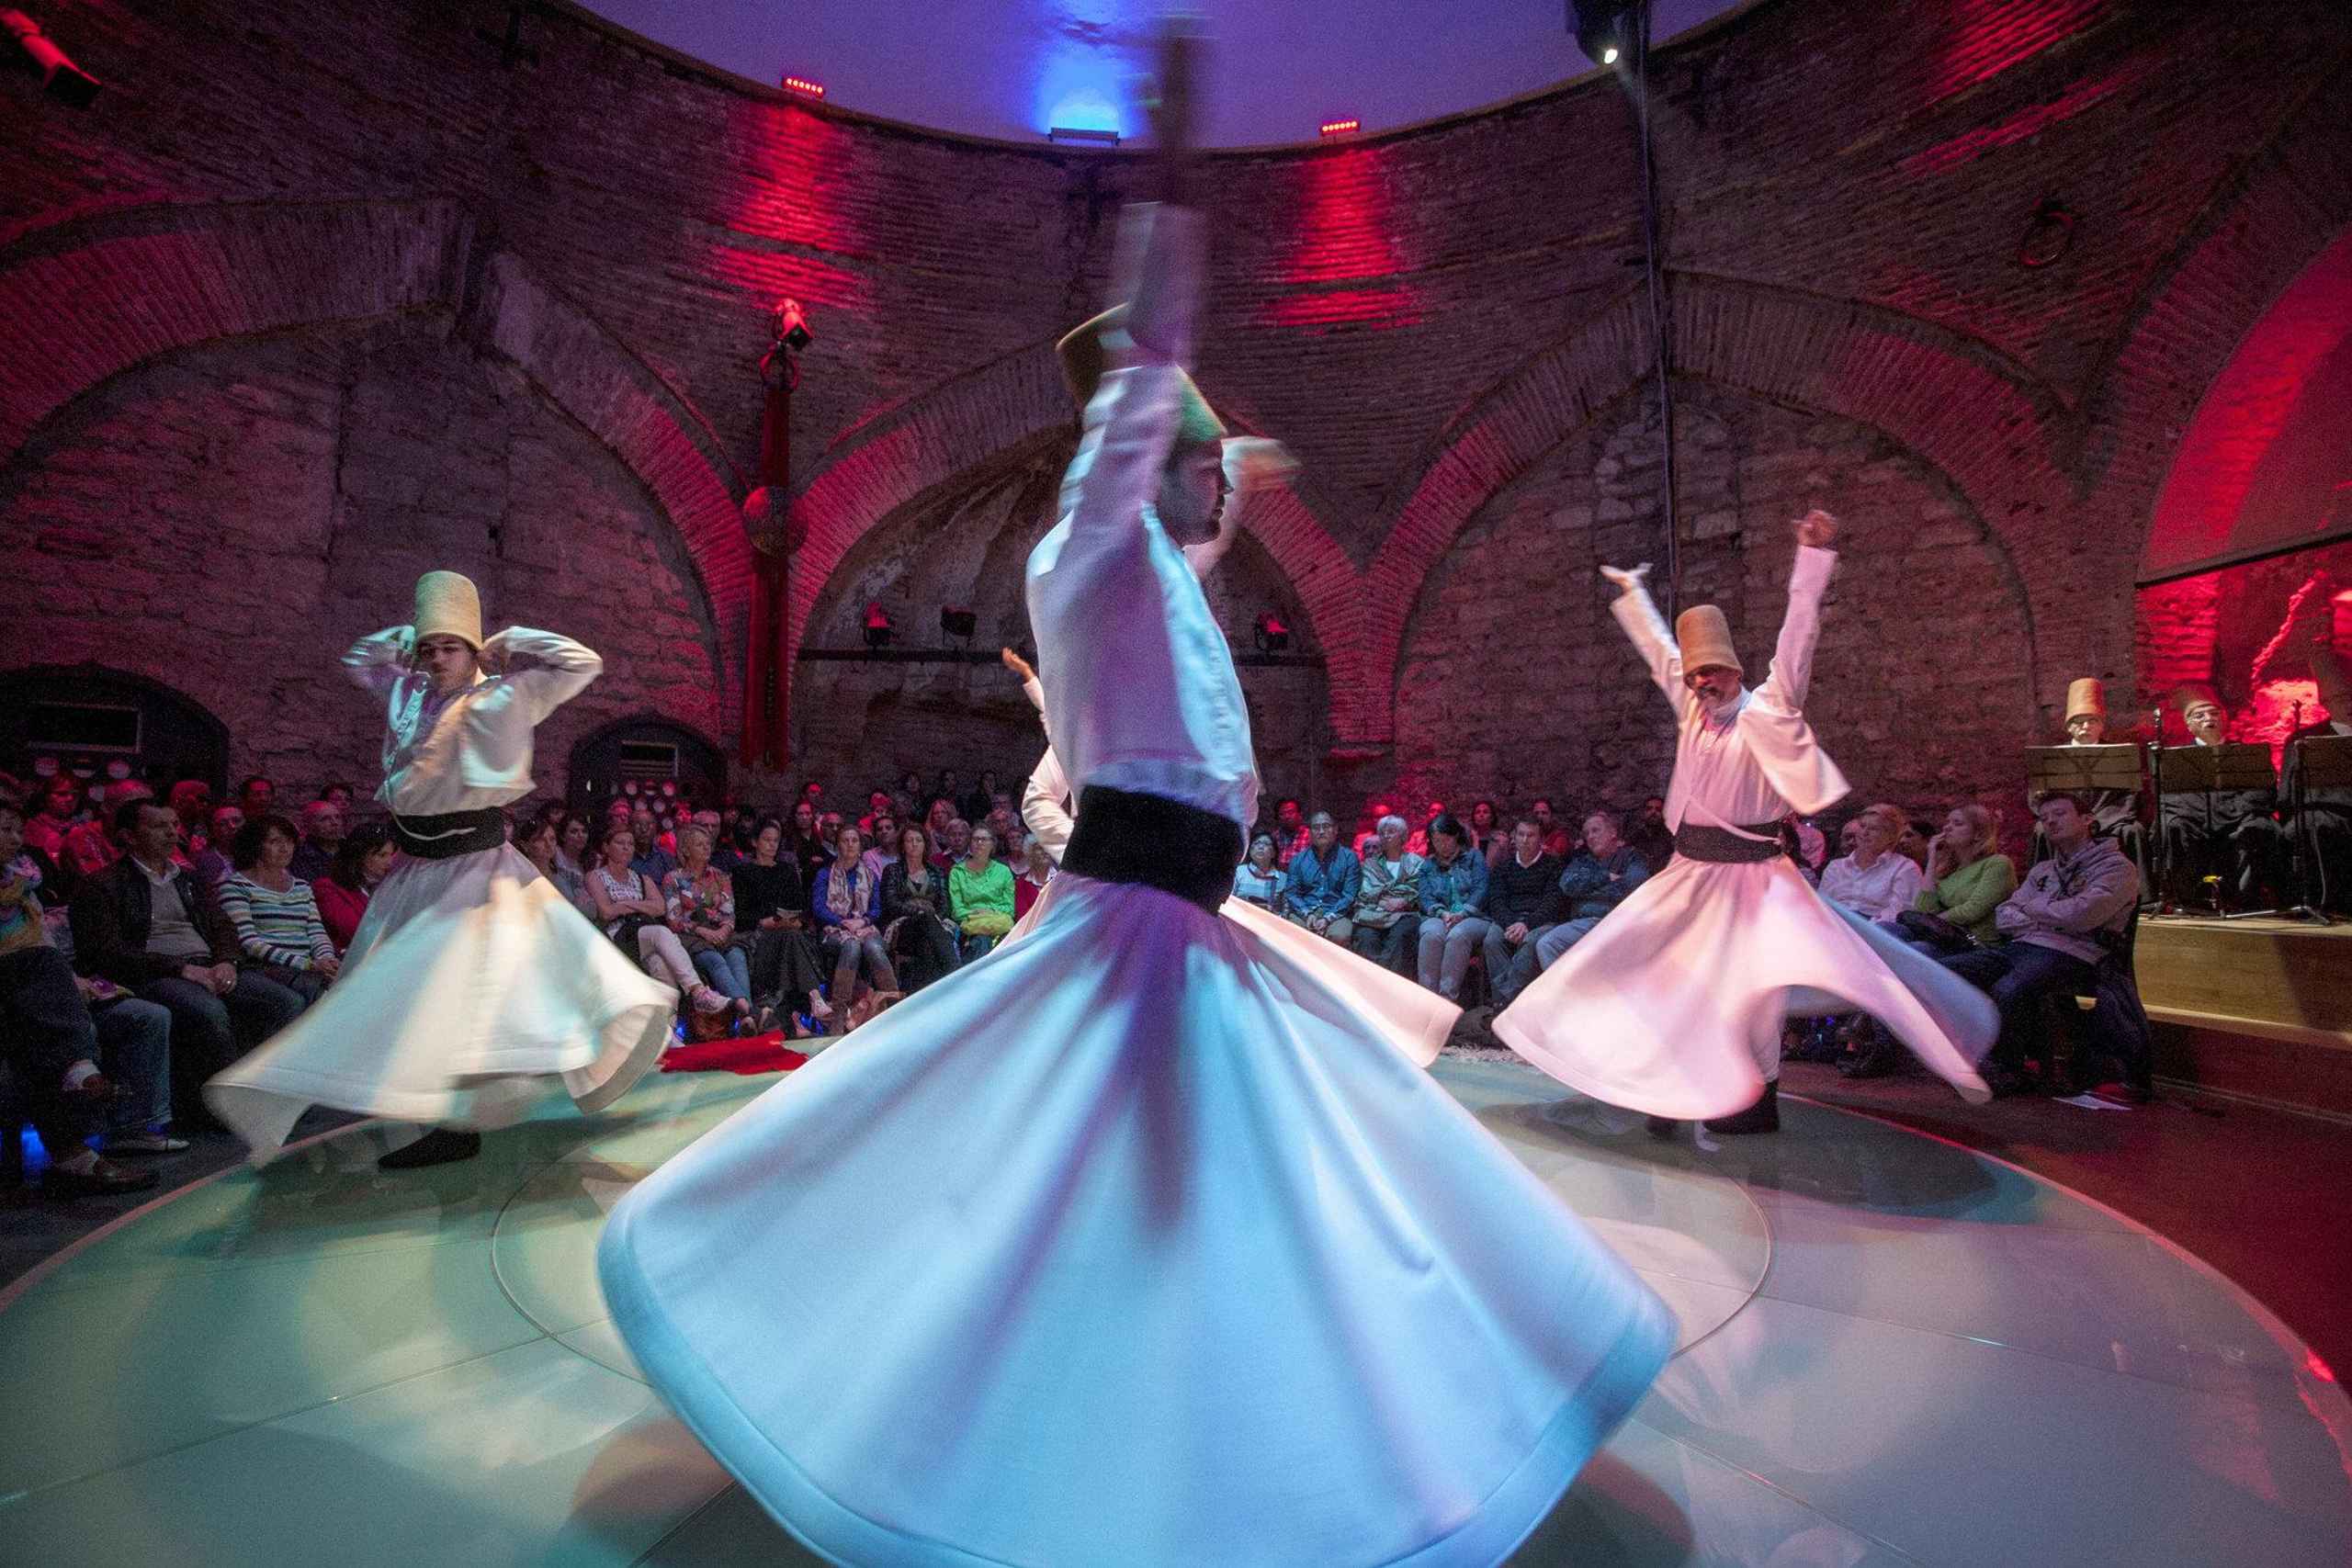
[2075,64,2352,563]
[1346,276,2070,750]
[0,198,749,727]
[784,349,1370,692]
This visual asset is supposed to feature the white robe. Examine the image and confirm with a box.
[597,200,1673,1567]
[204,628,674,1160]
[1010,674,1453,1067]
[1493,554,1995,1118]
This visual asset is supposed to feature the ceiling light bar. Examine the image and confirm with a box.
[1048,125,1121,146]
[782,74,825,99]
[1318,117,1361,138]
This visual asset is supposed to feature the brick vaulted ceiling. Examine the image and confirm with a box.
[3,0,2350,758]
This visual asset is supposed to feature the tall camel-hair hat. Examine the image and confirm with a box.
[1675,604,1742,678]
[2064,678,2107,723]
[1056,305,1227,451]
[413,570,483,651]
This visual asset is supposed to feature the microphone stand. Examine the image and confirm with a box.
[2151,705,2174,915]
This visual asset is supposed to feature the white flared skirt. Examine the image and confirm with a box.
[598,873,1673,1567]
[1492,852,1996,1121]
[205,845,676,1161]
[1008,873,1455,1067]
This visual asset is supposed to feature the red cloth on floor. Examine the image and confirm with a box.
[659,1032,810,1077]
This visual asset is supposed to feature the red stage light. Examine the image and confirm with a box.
[1318,118,1360,138]
[782,74,825,100]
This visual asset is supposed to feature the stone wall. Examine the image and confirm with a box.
[1392,387,2037,827]
[2,0,2348,818]
[0,314,718,799]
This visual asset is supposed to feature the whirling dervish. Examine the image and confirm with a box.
[205,570,675,1168]
[1493,515,1996,1133]
[596,19,1672,1565]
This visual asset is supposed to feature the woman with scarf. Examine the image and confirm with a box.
[808,823,895,1021]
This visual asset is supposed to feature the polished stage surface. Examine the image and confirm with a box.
[3,1058,2346,1566]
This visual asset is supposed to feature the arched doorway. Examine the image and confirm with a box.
[0,664,231,812]
[567,716,729,826]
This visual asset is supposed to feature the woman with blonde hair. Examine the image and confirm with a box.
[1910,802,2015,947]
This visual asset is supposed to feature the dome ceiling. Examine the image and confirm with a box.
[576,0,1752,146]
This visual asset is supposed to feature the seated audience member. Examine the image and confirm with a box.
[1351,814,1425,976]
[588,823,725,1016]
[70,798,305,1124]
[1415,814,1491,1001]
[2156,683,2286,908]
[694,808,744,874]
[216,814,340,1004]
[883,824,960,993]
[289,799,345,885]
[556,812,594,883]
[949,825,1016,960]
[25,774,83,863]
[40,896,184,1156]
[1529,798,1572,860]
[939,817,973,870]
[1629,795,1675,874]
[312,822,395,959]
[168,780,213,851]
[1351,800,1396,858]
[1232,830,1289,912]
[1906,804,2015,948]
[666,824,756,1029]
[1897,817,1933,871]
[861,815,900,883]
[628,804,677,886]
[1789,815,1828,883]
[2284,633,2352,913]
[811,825,899,1010]
[1482,818,1565,1006]
[318,781,357,811]
[515,811,569,902]
[788,799,828,900]
[236,775,277,818]
[1264,798,1309,867]
[1817,804,1928,921]
[733,818,830,1031]
[1012,835,1053,920]
[1942,792,2139,1096]
[190,804,243,894]
[0,798,160,1194]
[1466,800,1507,869]
[1283,812,1360,944]
[1534,809,1650,970]
[62,780,152,879]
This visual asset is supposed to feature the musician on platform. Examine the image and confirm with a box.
[2155,684,2285,910]
[2283,635,2352,914]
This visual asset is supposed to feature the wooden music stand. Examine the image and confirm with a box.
[2287,733,2352,922]
[2025,744,2143,800]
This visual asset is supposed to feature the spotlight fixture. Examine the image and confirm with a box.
[940,605,977,641]
[863,603,895,650]
[1048,125,1120,146]
[1318,117,1361,138]
[782,73,824,100]
[774,297,813,352]
[2,8,101,106]
[1566,0,1637,70]
[1253,612,1292,654]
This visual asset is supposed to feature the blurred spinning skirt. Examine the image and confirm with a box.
[205,843,675,1161]
[1495,851,1996,1121]
[598,871,1674,1567]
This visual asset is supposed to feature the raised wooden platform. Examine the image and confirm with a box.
[2136,915,2352,1120]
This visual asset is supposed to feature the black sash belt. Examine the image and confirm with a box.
[1062,785,1242,916]
[390,807,506,860]
[1673,822,1786,864]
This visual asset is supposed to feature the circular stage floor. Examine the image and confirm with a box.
[3,1058,2346,1566]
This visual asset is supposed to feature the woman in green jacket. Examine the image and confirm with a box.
[1912,803,2016,944]
[948,825,1017,961]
